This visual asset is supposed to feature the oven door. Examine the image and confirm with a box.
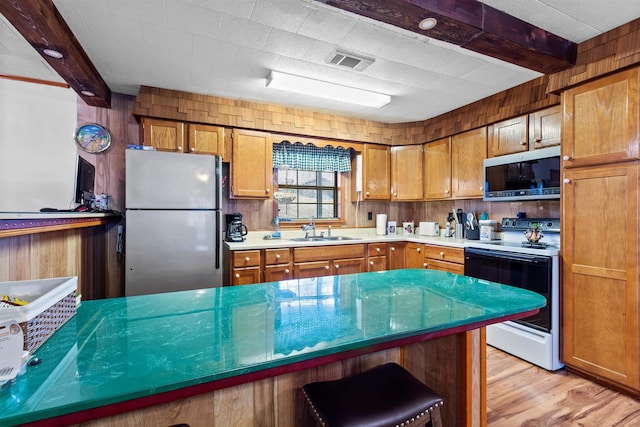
[464,247,552,333]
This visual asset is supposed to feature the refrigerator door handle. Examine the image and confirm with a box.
[216,210,221,270]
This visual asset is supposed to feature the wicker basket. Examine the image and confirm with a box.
[0,277,77,353]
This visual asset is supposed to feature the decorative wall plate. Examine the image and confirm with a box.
[74,123,111,153]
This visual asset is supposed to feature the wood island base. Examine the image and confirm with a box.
[74,330,485,427]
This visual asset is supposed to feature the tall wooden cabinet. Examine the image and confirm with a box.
[561,66,640,394]
[231,129,273,199]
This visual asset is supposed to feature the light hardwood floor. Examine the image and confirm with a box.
[486,345,640,426]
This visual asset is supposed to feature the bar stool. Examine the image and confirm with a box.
[302,363,444,427]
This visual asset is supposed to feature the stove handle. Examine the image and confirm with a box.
[464,247,548,264]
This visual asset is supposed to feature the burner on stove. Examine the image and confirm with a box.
[521,241,549,249]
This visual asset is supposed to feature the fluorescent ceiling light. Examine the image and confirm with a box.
[266,71,391,108]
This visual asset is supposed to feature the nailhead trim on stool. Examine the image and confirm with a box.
[302,363,444,427]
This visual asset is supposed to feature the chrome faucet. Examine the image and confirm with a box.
[301,216,316,239]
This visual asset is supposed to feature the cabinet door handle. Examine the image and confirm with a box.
[520,141,527,145]
[366,191,370,196]
[416,248,421,253]
[177,146,182,151]
[445,190,449,194]
[534,138,542,143]
[393,192,397,197]
[190,147,195,152]
[266,188,270,193]
[563,155,570,161]
[329,265,334,269]
[376,247,381,252]
[423,262,428,268]
[391,247,395,251]
[369,261,374,265]
[285,269,290,274]
[563,178,570,184]
[235,273,240,278]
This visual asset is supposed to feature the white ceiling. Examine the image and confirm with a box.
[2,0,640,123]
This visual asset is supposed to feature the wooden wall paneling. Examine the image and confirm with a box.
[548,18,640,93]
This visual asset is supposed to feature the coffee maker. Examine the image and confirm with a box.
[225,213,248,242]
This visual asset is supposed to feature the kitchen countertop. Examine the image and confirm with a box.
[0,269,544,427]
[224,227,470,250]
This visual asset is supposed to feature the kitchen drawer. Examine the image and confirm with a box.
[424,245,464,264]
[232,250,261,267]
[368,243,387,256]
[264,248,291,265]
[425,259,464,275]
[294,244,365,263]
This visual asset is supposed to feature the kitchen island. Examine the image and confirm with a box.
[0,269,545,427]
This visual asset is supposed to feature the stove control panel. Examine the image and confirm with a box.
[501,217,560,232]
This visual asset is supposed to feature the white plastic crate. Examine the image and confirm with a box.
[0,276,77,353]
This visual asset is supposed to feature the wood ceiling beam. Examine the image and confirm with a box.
[315,0,577,74]
[0,0,111,108]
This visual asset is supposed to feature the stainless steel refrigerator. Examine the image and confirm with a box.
[125,150,222,296]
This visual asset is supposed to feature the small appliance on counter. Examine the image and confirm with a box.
[225,213,248,242]
[419,221,439,236]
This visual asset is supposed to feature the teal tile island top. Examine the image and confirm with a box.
[0,269,545,427]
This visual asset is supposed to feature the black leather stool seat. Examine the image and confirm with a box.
[302,363,444,427]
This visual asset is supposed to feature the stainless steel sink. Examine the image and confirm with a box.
[289,236,361,242]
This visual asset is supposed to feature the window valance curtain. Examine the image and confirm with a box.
[272,141,352,172]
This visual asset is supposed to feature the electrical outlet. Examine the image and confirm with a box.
[367,212,372,220]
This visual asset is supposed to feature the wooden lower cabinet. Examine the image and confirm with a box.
[367,242,387,271]
[424,245,465,274]
[229,250,261,286]
[387,242,406,270]
[562,162,640,394]
[263,248,292,282]
[294,244,366,278]
[405,243,426,269]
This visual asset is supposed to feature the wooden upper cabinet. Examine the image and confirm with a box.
[488,115,528,157]
[231,129,273,199]
[362,144,390,200]
[188,123,225,156]
[391,145,423,200]
[529,105,561,149]
[424,137,452,200]
[562,66,639,168]
[142,117,225,156]
[142,117,185,153]
[451,127,487,198]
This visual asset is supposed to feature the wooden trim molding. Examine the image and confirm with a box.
[0,74,69,88]
[0,215,118,239]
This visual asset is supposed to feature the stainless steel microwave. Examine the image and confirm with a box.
[483,146,561,202]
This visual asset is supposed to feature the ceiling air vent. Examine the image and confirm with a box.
[326,50,374,72]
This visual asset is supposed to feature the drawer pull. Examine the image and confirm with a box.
[369,261,374,265]
[235,273,240,278]
[440,251,445,257]
[275,254,280,259]
[423,263,428,267]
[326,265,331,270]
[376,247,381,252]
[416,248,421,253]
[285,269,290,274]
[245,257,250,262]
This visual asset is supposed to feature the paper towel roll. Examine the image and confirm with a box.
[376,214,387,235]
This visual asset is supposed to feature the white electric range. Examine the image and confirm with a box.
[463,218,563,371]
